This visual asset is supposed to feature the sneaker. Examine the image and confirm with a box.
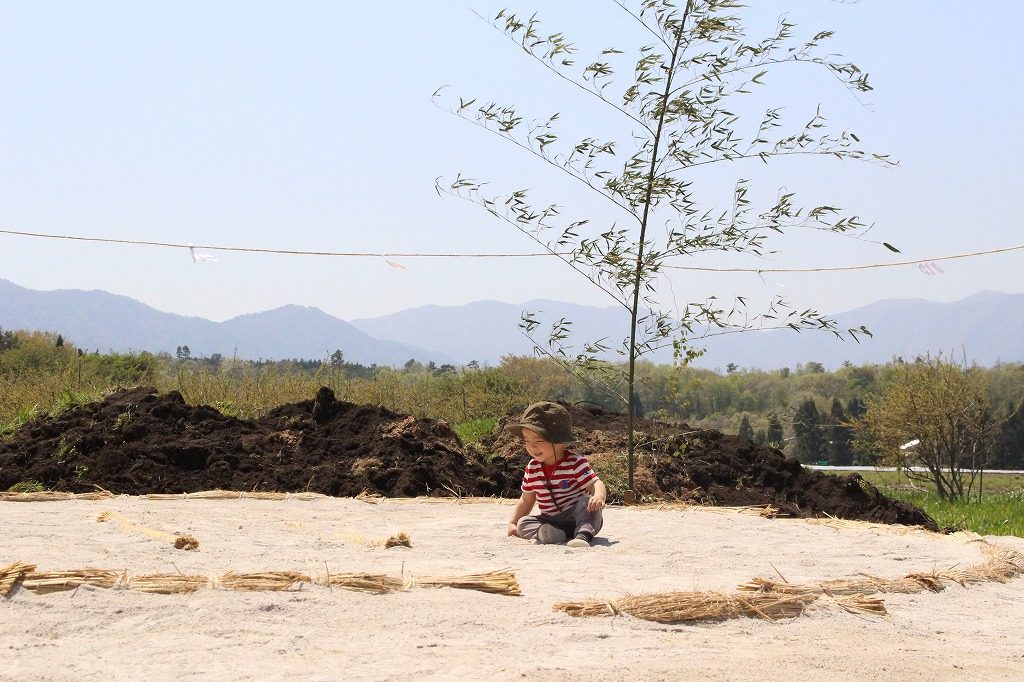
[567,537,591,549]
[537,524,567,544]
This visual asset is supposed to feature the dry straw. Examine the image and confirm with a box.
[554,590,818,622]
[555,540,1022,625]
[315,572,412,594]
[218,571,311,591]
[414,569,522,596]
[144,490,325,501]
[96,510,200,551]
[1,561,37,597]
[129,574,210,594]
[336,530,412,548]
[21,569,125,594]
[0,489,116,502]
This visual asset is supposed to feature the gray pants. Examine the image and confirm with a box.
[517,495,603,541]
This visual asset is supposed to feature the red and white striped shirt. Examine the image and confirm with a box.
[521,452,597,515]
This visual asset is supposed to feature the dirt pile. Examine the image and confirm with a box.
[479,402,938,530]
[1,388,936,530]
[0,386,489,497]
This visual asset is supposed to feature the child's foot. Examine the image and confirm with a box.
[567,532,592,548]
[537,524,567,544]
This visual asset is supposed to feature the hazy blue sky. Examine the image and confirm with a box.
[2,1,1021,324]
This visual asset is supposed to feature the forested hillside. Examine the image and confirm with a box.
[3,325,1023,469]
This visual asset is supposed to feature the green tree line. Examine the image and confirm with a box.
[2,326,1022,472]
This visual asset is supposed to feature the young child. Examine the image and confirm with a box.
[505,401,607,548]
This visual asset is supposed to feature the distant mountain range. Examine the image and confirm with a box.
[2,278,1022,370]
[0,279,447,366]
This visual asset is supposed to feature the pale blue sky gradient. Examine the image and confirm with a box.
[2,1,1022,323]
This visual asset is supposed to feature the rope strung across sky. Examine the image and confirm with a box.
[2,227,1022,274]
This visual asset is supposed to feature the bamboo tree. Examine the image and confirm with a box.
[438,0,894,491]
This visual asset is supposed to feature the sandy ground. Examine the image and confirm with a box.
[2,496,1023,682]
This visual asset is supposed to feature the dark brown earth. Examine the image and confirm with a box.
[0,387,937,530]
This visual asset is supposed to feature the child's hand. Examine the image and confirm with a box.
[507,523,520,537]
[587,493,606,512]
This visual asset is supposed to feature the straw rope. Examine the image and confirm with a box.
[0,566,520,597]
[554,590,819,622]
[96,510,200,551]
[129,574,210,594]
[555,540,1022,625]
[736,540,1024,600]
[0,489,117,502]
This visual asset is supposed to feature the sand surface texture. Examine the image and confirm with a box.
[3,496,1023,681]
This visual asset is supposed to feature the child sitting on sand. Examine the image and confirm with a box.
[505,401,607,548]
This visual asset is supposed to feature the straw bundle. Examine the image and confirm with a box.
[553,590,818,623]
[803,516,925,534]
[356,489,385,504]
[96,510,200,551]
[938,547,1024,586]
[21,569,125,594]
[174,535,200,550]
[1,561,37,597]
[129,574,210,594]
[835,594,888,616]
[0,489,115,502]
[143,490,325,501]
[690,505,790,518]
[741,572,944,597]
[317,573,411,594]
[337,531,412,549]
[413,569,521,596]
[218,571,310,591]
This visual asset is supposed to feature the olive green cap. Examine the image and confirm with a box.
[505,401,574,444]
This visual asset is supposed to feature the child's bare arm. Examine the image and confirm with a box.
[507,492,537,536]
[585,478,607,512]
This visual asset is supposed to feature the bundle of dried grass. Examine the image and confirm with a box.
[129,574,209,594]
[803,516,925,534]
[96,510,200,551]
[21,569,125,594]
[316,572,411,594]
[0,491,77,502]
[355,489,385,504]
[336,531,411,548]
[740,571,944,597]
[218,571,310,591]
[695,505,790,518]
[835,594,888,616]
[554,590,817,623]
[939,547,1024,586]
[173,535,200,550]
[1,561,37,597]
[414,569,521,596]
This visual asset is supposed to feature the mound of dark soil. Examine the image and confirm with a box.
[479,402,938,531]
[0,386,491,498]
[0,388,936,530]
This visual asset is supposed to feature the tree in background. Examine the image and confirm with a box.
[766,413,784,450]
[737,414,753,442]
[791,397,824,463]
[853,355,995,501]
[991,399,1024,470]
[828,397,854,466]
[0,326,17,352]
[441,0,890,491]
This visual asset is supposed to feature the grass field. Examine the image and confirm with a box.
[840,470,1024,537]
